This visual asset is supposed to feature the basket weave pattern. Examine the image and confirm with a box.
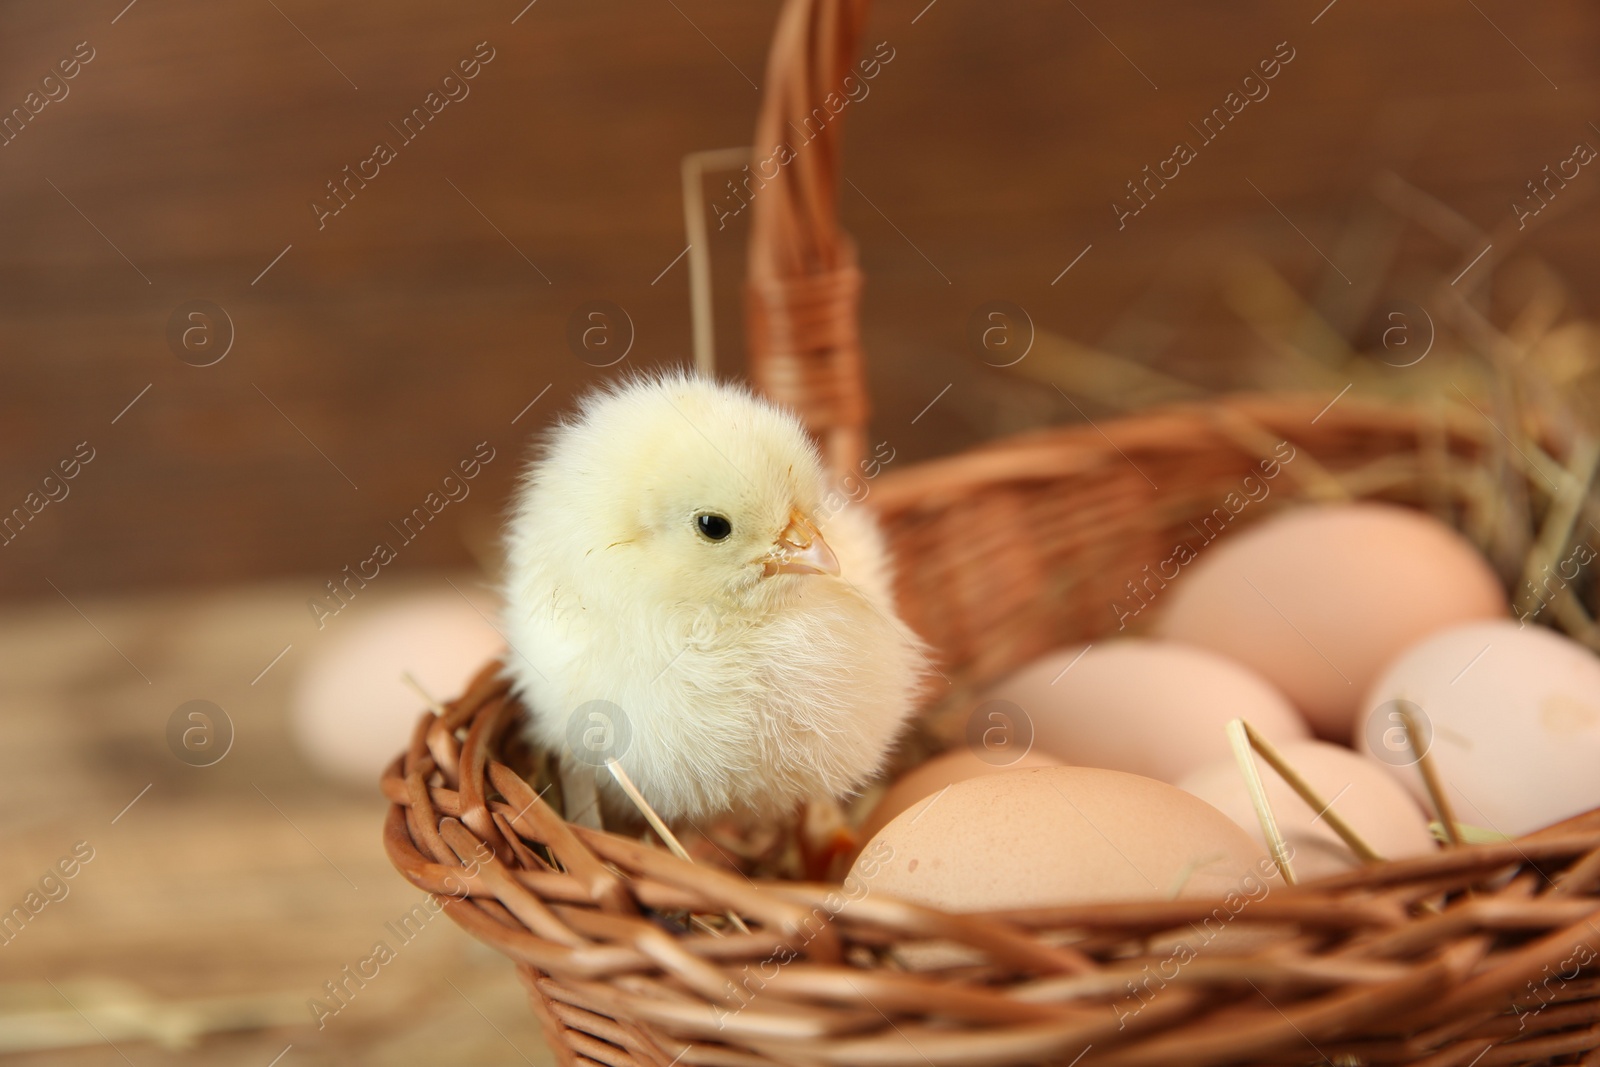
[381,649,1600,1066]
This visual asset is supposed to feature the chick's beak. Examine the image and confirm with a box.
[762,511,841,578]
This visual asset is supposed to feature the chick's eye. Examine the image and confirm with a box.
[696,513,733,541]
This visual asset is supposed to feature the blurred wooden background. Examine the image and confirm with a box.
[3,0,1600,599]
[4,3,1600,1065]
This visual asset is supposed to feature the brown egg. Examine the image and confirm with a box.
[1156,503,1507,741]
[1177,740,1435,881]
[289,589,504,786]
[1357,620,1600,836]
[857,747,1064,846]
[849,766,1278,913]
[982,641,1308,783]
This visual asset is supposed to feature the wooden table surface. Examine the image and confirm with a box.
[0,572,554,1066]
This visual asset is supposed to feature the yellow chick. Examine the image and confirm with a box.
[501,372,927,824]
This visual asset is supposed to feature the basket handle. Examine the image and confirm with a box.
[744,0,872,476]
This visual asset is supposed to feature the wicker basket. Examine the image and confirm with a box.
[382,2,1600,1063]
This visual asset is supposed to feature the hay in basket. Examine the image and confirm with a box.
[383,1,1600,1063]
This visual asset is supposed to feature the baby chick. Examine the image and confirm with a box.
[501,372,926,824]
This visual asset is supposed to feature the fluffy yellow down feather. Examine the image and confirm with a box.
[501,372,927,822]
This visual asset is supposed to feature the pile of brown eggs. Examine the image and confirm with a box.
[849,502,1600,917]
